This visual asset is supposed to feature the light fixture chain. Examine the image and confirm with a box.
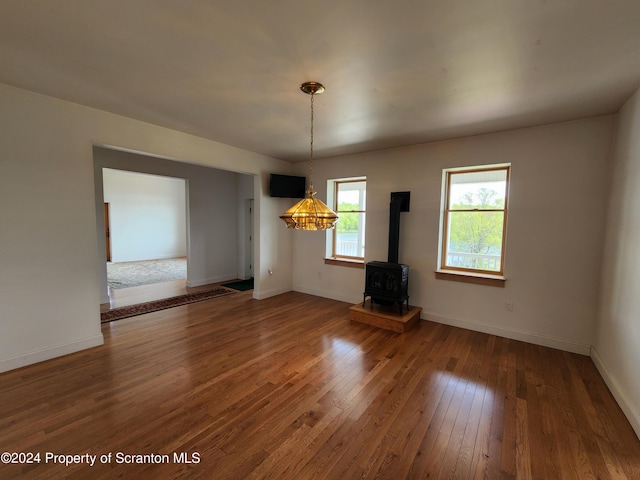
[279,81,337,230]
[309,92,314,191]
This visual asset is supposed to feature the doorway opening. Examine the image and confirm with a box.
[95,147,256,311]
[103,168,187,291]
[104,203,111,262]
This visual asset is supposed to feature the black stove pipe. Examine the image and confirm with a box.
[388,192,410,264]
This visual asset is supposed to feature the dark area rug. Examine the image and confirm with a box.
[101,287,235,323]
[221,278,254,291]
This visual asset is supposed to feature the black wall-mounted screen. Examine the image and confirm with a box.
[269,174,306,198]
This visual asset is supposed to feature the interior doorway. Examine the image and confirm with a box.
[104,203,111,262]
[95,146,256,309]
[103,168,188,295]
[245,199,254,279]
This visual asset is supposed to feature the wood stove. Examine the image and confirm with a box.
[363,192,410,315]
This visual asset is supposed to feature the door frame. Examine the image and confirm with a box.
[104,203,112,262]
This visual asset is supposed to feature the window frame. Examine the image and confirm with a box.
[439,164,510,278]
[327,177,366,263]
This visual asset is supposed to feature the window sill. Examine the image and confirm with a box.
[435,270,506,287]
[324,258,365,269]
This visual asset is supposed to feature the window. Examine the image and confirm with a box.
[439,165,510,277]
[327,178,366,263]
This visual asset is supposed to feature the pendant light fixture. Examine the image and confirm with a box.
[279,82,339,230]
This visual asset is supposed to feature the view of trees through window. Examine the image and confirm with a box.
[444,167,509,273]
[334,180,366,259]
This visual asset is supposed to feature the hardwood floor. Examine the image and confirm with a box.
[2,291,639,479]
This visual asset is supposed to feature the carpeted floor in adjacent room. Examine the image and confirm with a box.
[107,257,187,289]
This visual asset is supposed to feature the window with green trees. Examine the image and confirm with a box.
[332,179,366,260]
[441,165,510,275]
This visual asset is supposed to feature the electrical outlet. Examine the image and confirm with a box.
[505,301,514,311]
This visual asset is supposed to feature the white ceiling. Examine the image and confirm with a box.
[1,1,639,162]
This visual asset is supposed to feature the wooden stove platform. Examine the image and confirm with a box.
[349,300,422,333]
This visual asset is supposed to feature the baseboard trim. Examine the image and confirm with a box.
[591,347,640,440]
[289,292,592,355]
[111,254,186,262]
[0,334,104,374]
[254,286,292,300]
[293,286,360,305]
[421,311,592,356]
[100,291,110,304]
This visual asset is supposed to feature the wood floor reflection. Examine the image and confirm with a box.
[2,291,639,479]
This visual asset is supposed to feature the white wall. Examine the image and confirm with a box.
[594,87,640,438]
[0,83,293,373]
[293,116,614,355]
[103,169,187,262]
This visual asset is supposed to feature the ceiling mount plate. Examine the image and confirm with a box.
[300,81,325,95]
